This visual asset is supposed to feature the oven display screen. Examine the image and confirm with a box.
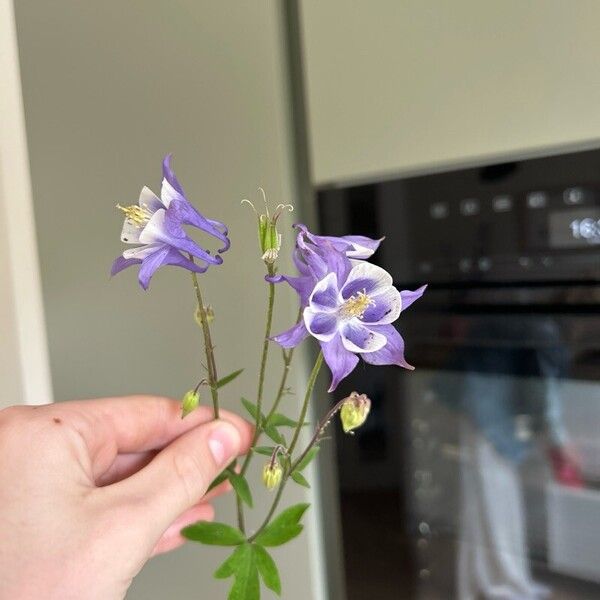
[548,208,600,248]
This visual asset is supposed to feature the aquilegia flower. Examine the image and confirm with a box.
[273,256,426,392]
[111,154,230,289]
[268,223,383,307]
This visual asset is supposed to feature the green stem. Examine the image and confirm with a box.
[248,351,323,542]
[287,351,323,456]
[190,267,219,418]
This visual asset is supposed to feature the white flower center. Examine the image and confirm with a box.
[339,290,375,320]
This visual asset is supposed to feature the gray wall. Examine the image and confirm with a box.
[300,0,600,184]
[15,1,323,598]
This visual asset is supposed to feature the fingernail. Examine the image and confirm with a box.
[208,422,240,467]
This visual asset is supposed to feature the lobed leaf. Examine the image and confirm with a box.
[263,423,285,446]
[253,503,310,547]
[182,521,245,546]
[214,544,250,579]
[253,446,276,457]
[228,545,259,600]
[253,545,282,596]
[241,398,260,422]
[229,472,253,508]
[266,413,298,428]
[216,369,244,389]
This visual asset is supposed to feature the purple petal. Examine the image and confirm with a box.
[335,235,383,258]
[321,335,359,392]
[266,273,314,307]
[162,153,185,196]
[400,284,427,312]
[341,262,393,300]
[159,248,210,274]
[361,324,414,369]
[304,309,338,341]
[137,245,173,290]
[309,272,339,311]
[165,198,230,253]
[271,321,309,348]
[361,287,402,324]
[340,320,386,353]
[110,255,141,277]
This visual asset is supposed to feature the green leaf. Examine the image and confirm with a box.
[241,398,259,421]
[214,544,250,579]
[265,413,298,428]
[254,503,310,547]
[181,521,245,546]
[254,545,281,596]
[216,369,244,389]
[206,470,229,493]
[290,471,310,488]
[228,545,259,600]
[295,447,320,472]
[253,446,276,457]
[263,423,285,446]
[229,472,253,508]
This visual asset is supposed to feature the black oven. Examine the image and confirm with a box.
[317,148,600,600]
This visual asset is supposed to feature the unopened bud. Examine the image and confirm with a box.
[181,389,200,418]
[262,462,283,490]
[340,392,371,434]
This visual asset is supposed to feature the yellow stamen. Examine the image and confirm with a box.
[339,290,375,319]
[116,203,151,227]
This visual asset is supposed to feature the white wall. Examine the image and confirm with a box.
[14,1,323,598]
[300,0,600,185]
[0,0,52,409]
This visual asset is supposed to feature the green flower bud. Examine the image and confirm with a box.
[340,392,371,434]
[242,189,293,265]
[181,389,200,419]
[262,462,283,491]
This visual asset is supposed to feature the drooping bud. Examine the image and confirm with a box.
[339,392,371,434]
[181,389,201,418]
[242,189,293,266]
[262,462,283,491]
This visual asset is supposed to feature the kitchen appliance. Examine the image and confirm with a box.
[317,147,600,599]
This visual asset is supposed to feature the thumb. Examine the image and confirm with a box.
[106,419,242,538]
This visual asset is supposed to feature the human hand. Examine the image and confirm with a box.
[0,396,252,600]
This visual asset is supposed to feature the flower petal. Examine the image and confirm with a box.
[361,286,402,324]
[139,186,164,213]
[304,308,339,342]
[341,262,393,300]
[271,321,309,349]
[110,255,141,277]
[361,324,414,369]
[334,235,383,259]
[309,272,340,312]
[137,245,173,290]
[340,320,387,353]
[123,242,164,260]
[266,273,314,307]
[400,285,427,312]
[139,209,222,265]
[161,153,186,204]
[321,335,359,392]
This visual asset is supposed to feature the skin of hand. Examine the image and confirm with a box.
[0,396,252,600]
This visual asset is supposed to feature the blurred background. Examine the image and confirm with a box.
[2,1,600,598]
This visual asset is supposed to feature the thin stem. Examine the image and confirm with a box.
[248,351,324,542]
[287,351,323,456]
[190,266,219,418]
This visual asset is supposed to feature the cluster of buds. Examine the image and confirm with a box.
[339,392,371,434]
[242,189,293,266]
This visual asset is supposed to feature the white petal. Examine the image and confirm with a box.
[123,242,163,260]
[341,262,393,300]
[120,218,142,244]
[160,178,182,208]
[361,286,402,324]
[340,320,387,353]
[139,208,167,244]
[138,186,164,212]
[308,272,341,313]
[304,308,339,342]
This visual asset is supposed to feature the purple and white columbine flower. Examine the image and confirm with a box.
[111,155,229,289]
[268,223,383,307]
[273,256,426,392]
